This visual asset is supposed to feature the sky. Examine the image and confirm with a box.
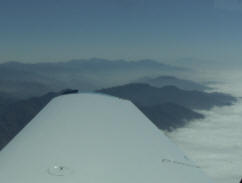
[1,0,242,63]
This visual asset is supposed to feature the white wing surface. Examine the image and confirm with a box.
[0,93,214,183]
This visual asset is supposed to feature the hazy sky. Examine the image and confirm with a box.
[1,0,242,63]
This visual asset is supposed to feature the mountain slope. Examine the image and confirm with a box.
[137,75,210,91]
[98,83,236,110]
[138,103,204,131]
[0,92,59,149]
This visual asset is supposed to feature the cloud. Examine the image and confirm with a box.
[167,78,242,183]
[167,101,242,183]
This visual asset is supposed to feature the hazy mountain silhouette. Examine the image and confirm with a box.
[0,91,60,150]
[138,103,204,131]
[0,92,18,111]
[98,83,236,110]
[97,83,236,130]
[0,59,185,98]
[137,75,210,91]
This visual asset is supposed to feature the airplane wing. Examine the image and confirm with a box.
[0,93,214,183]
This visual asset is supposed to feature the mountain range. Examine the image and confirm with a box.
[137,75,210,91]
[98,83,235,110]
[0,59,185,98]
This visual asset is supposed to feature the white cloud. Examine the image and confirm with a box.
[167,75,242,183]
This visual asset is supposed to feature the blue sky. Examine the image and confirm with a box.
[1,0,242,63]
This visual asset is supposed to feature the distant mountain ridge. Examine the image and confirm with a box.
[1,59,184,72]
[97,83,236,131]
[98,83,236,110]
[137,75,210,91]
[0,59,185,98]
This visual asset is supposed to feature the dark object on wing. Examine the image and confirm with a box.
[240,178,242,183]
[60,89,79,95]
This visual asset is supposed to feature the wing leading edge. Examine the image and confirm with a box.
[0,93,214,183]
